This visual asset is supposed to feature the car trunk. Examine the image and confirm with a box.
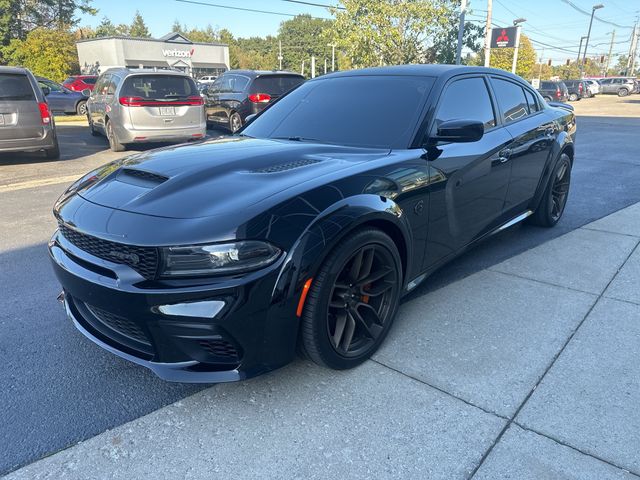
[0,74,43,141]
[120,74,203,131]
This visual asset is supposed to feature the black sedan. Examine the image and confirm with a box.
[49,65,576,383]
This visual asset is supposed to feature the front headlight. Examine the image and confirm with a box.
[161,241,282,277]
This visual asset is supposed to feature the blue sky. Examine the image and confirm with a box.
[80,0,639,65]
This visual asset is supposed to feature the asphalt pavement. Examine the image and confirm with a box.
[1,100,639,476]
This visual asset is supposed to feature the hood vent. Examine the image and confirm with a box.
[118,168,169,186]
[251,158,322,174]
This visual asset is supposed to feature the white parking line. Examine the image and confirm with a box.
[0,174,80,193]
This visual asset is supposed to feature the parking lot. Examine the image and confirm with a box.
[1,94,640,478]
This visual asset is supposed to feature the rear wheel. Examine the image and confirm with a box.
[76,100,87,116]
[106,120,126,152]
[543,96,552,102]
[568,93,578,101]
[528,153,572,227]
[299,228,402,370]
[44,139,60,160]
[618,88,630,97]
[229,112,242,133]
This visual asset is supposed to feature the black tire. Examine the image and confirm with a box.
[229,112,242,133]
[568,93,578,101]
[76,100,87,116]
[88,115,100,136]
[543,96,552,102]
[528,153,572,227]
[106,119,126,152]
[299,228,403,370]
[618,88,630,97]
[44,139,60,160]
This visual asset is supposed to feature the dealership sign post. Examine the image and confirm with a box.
[489,26,521,73]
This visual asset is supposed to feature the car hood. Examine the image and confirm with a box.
[74,136,389,219]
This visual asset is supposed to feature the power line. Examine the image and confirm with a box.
[279,0,344,10]
[560,0,633,29]
[174,0,329,19]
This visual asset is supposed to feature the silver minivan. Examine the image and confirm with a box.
[0,66,60,159]
[86,68,206,152]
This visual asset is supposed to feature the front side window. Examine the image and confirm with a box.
[433,77,496,131]
[492,78,529,124]
[242,75,434,149]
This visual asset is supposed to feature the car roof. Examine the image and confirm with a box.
[0,66,30,75]
[313,64,527,83]
[223,69,304,78]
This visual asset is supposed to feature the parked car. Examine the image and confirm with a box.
[86,68,206,152]
[582,79,600,97]
[198,75,218,84]
[0,66,59,159]
[63,75,98,92]
[562,80,589,101]
[50,65,576,383]
[598,77,636,96]
[36,76,89,115]
[203,70,305,132]
[537,80,569,102]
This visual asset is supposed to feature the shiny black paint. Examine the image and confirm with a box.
[50,65,576,382]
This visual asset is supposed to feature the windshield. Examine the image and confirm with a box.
[120,75,198,100]
[0,74,35,101]
[242,75,434,149]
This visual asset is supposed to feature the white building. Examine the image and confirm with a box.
[76,32,229,79]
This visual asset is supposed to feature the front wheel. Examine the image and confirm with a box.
[528,153,572,227]
[76,101,87,116]
[299,228,402,370]
[618,88,630,97]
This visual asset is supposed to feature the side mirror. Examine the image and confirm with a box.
[244,113,257,124]
[41,86,51,96]
[433,119,484,143]
[81,88,91,97]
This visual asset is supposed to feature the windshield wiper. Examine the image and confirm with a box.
[272,136,323,143]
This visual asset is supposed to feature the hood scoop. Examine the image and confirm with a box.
[117,168,169,187]
[251,158,322,174]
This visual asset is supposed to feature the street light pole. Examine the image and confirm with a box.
[511,18,526,74]
[577,36,587,63]
[606,30,615,76]
[455,0,468,65]
[581,4,604,77]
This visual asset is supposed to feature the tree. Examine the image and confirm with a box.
[329,0,453,68]
[478,34,536,79]
[129,11,150,38]
[277,14,333,72]
[3,28,79,82]
[425,2,483,64]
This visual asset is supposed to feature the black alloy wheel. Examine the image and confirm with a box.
[528,153,572,227]
[299,228,402,369]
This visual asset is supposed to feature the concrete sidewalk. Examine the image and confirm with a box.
[5,203,640,480]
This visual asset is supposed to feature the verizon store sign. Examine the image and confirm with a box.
[162,48,195,58]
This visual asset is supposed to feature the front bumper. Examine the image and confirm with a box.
[49,229,297,383]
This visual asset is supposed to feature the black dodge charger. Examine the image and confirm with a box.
[50,65,576,383]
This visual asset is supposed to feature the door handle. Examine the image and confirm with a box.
[498,148,512,163]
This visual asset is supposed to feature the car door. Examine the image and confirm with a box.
[422,75,514,268]
[90,74,110,130]
[204,76,225,124]
[489,77,555,213]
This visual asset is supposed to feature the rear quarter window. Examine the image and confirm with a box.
[83,77,97,85]
[0,74,35,101]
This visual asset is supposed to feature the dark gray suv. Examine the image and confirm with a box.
[0,66,59,159]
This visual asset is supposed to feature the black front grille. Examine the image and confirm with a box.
[59,224,159,279]
[86,304,151,346]
[199,338,239,360]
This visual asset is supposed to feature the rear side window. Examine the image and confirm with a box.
[120,75,197,100]
[525,89,540,113]
[251,75,304,96]
[434,77,496,130]
[0,74,35,101]
[492,78,528,124]
[83,77,97,85]
[63,77,74,84]
[217,74,249,93]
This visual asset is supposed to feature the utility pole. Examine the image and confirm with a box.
[483,0,493,67]
[581,4,605,77]
[327,43,336,71]
[278,40,283,70]
[311,56,316,78]
[455,0,468,65]
[538,47,545,80]
[630,25,639,75]
[605,30,615,76]
[324,58,327,74]
[577,36,587,63]
[301,60,305,77]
